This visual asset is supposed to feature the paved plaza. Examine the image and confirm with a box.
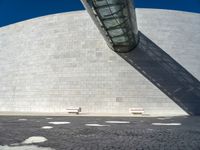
[0,116,200,150]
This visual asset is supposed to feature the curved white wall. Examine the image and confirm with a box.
[137,9,200,80]
[0,9,199,115]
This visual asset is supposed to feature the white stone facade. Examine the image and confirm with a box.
[0,9,199,116]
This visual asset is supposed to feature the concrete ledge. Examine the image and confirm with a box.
[0,112,188,117]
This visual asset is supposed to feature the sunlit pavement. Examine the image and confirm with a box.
[0,116,200,150]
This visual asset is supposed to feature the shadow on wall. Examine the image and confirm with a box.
[117,32,200,115]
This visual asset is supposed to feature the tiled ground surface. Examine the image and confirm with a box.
[0,116,200,150]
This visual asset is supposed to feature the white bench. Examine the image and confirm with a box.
[66,107,81,114]
[129,108,144,115]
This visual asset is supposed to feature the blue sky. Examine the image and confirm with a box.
[0,0,200,27]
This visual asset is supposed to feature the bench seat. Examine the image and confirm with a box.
[129,108,144,114]
[66,107,81,114]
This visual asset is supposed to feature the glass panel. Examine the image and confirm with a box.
[98,6,122,17]
[112,36,128,43]
[108,29,124,37]
[103,18,124,28]
[95,0,122,7]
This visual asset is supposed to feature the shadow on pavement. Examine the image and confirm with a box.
[117,32,200,115]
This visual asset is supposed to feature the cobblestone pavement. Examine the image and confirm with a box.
[0,116,200,150]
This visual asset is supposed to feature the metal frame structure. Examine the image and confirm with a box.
[81,0,139,52]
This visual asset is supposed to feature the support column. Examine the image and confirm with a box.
[81,0,139,52]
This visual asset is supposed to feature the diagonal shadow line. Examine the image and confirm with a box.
[117,32,200,115]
